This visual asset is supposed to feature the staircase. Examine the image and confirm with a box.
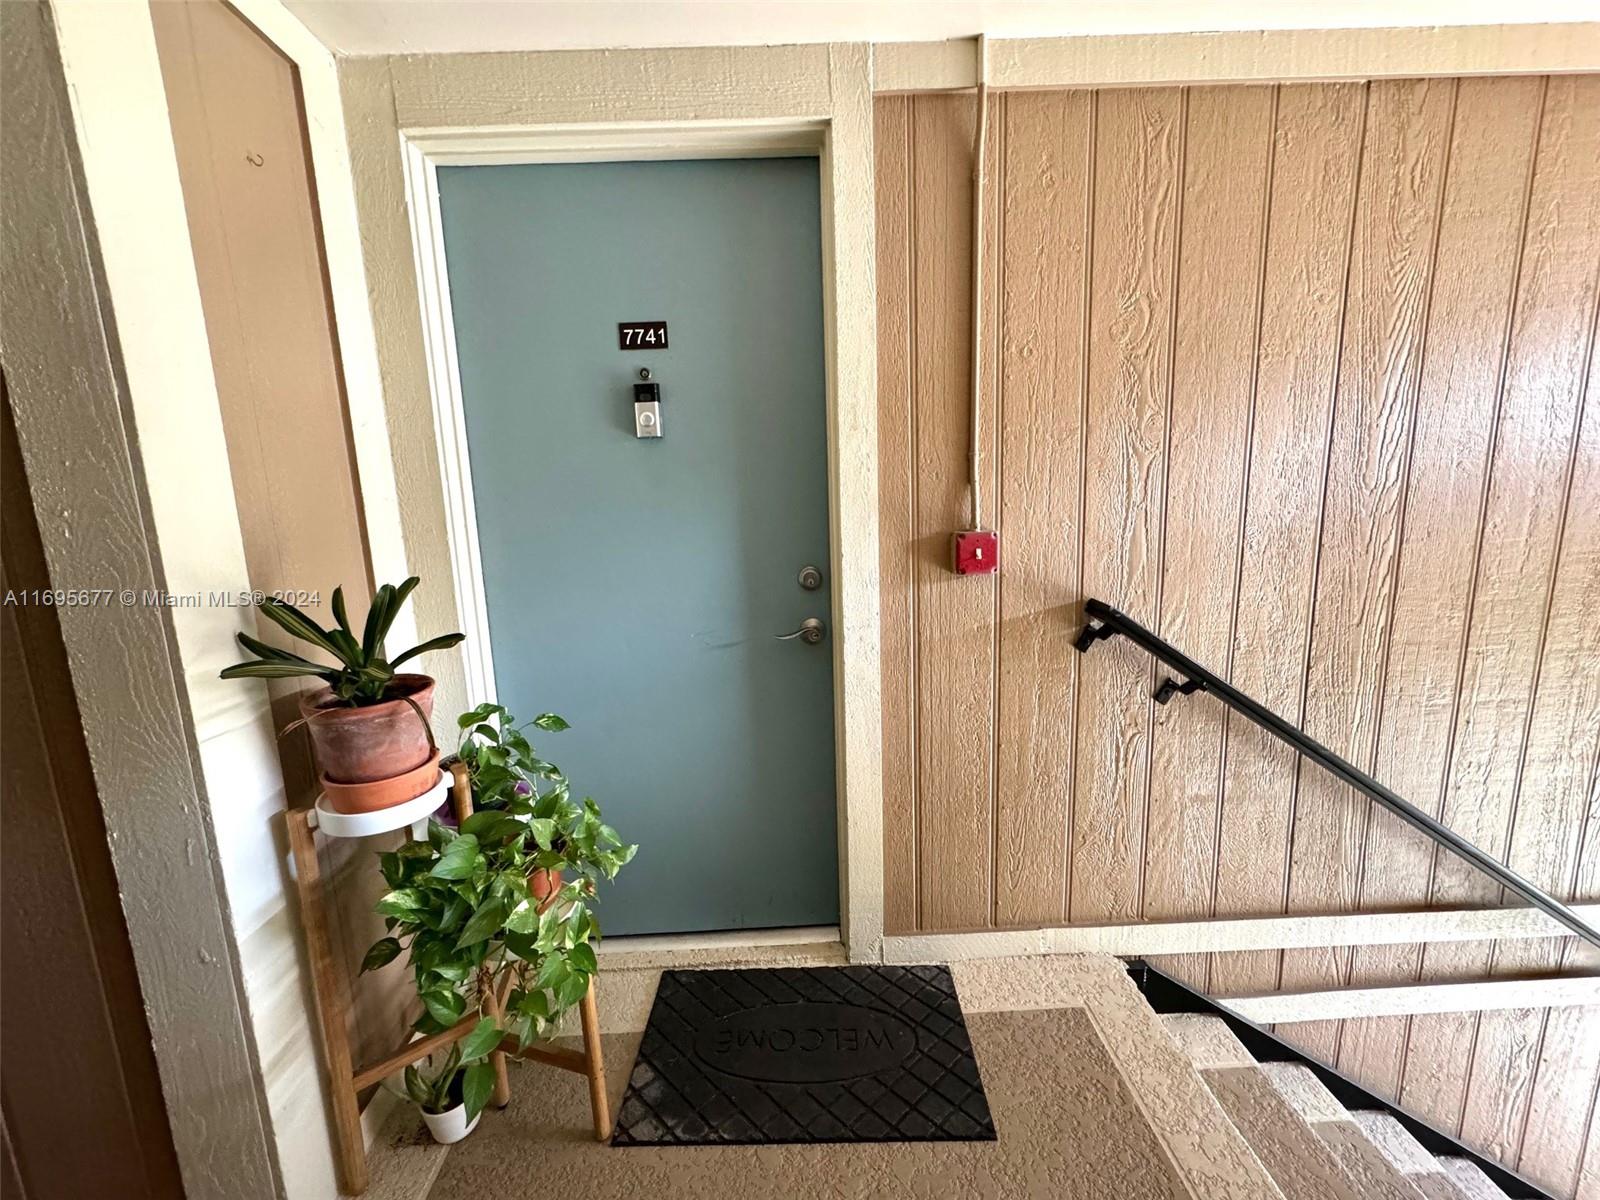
[1164,1012,1523,1200]
[1076,598,1597,1198]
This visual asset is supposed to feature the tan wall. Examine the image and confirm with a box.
[151,0,408,1068]
[876,76,1599,1193]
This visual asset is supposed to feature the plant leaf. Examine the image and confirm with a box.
[555,971,590,1010]
[421,987,466,1027]
[361,937,403,973]
[375,888,428,918]
[454,897,508,949]
[361,583,393,660]
[504,900,539,935]
[457,702,500,729]
[429,834,480,881]
[526,818,556,851]
[404,1065,430,1108]
[531,713,570,732]
[331,586,353,637]
[370,576,419,655]
[219,660,331,680]
[235,632,321,666]
[531,953,567,990]
[390,632,466,669]
[255,598,356,665]
[567,941,597,974]
[461,1061,495,1122]
[456,1016,501,1062]
[328,627,365,667]
[460,811,520,842]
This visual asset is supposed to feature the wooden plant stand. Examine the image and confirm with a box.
[287,762,610,1195]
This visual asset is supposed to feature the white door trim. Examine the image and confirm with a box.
[399,135,499,703]
[399,113,884,957]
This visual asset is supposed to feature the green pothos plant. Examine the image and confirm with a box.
[362,703,636,1119]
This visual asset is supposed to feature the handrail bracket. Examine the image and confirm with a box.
[1154,676,1205,705]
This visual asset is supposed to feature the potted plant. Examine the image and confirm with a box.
[220,577,464,813]
[451,702,577,900]
[361,704,635,1141]
[403,1019,502,1144]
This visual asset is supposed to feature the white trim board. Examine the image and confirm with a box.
[1226,974,1600,1023]
[871,22,1600,92]
[596,924,842,961]
[399,136,498,703]
[406,120,826,166]
[881,904,1600,963]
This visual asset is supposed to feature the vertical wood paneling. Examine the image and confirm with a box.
[1579,1091,1600,1200]
[1337,75,1547,1098]
[874,96,918,934]
[1464,81,1600,1176]
[1209,83,1366,994]
[874,76,1599,1194]
[1069,87,1183,923]
[1405,72,1600,1139]
[1486,82,1600,963]
[1143,85,1274,982]
[992,90,1092,927]
[1278,77,1456,1061]
[1517,1005,1600,1197]
[910,94,998,930]
[1568,322,1600,927]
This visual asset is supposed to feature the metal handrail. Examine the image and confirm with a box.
[1075,597,1600,951]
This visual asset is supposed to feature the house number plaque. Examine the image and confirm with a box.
[618,321,668,350]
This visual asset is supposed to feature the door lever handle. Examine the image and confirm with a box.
[776,617,826,645]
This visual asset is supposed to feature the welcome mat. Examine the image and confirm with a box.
[611,964,996,1146]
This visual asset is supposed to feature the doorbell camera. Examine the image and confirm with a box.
[633,380,662,438]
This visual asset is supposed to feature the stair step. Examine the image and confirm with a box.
[1259,1063,1430,1200]
[1437,1158,1514,1200]
[1352,1113,1472,1200]
[1202,1067,1366,1200]
[1162,1012,1256,1069]
[1161,1016,1363,1200]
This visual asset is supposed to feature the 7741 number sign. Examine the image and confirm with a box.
[618,321,668,350]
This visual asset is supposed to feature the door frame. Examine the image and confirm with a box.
[400,116,885,960]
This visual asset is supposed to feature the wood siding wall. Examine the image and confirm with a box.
[874,76,1600,1196]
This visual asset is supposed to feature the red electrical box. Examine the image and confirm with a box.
[951,529,999,575]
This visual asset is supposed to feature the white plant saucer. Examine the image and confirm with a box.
[308,771,450,840]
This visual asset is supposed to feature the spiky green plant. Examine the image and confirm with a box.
[403,1020,502,1119]
[219,577,463,705]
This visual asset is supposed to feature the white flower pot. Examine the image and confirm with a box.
[420,1102,480,1144]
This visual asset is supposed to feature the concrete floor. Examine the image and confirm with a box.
[424,1006,1190,1200]
[362,954,1278,1200]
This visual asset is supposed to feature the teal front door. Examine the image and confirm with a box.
[437,157,838,937]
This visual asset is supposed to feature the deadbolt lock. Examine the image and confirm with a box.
[797,565,823,591]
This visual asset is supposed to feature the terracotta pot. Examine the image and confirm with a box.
[299,674,435,784]
[321,755,441,815]
[530,867,563,910]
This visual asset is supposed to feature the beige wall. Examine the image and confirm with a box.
[150,0,411,1075]
[2,1,291,1194]
[874,75,1599,1196]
